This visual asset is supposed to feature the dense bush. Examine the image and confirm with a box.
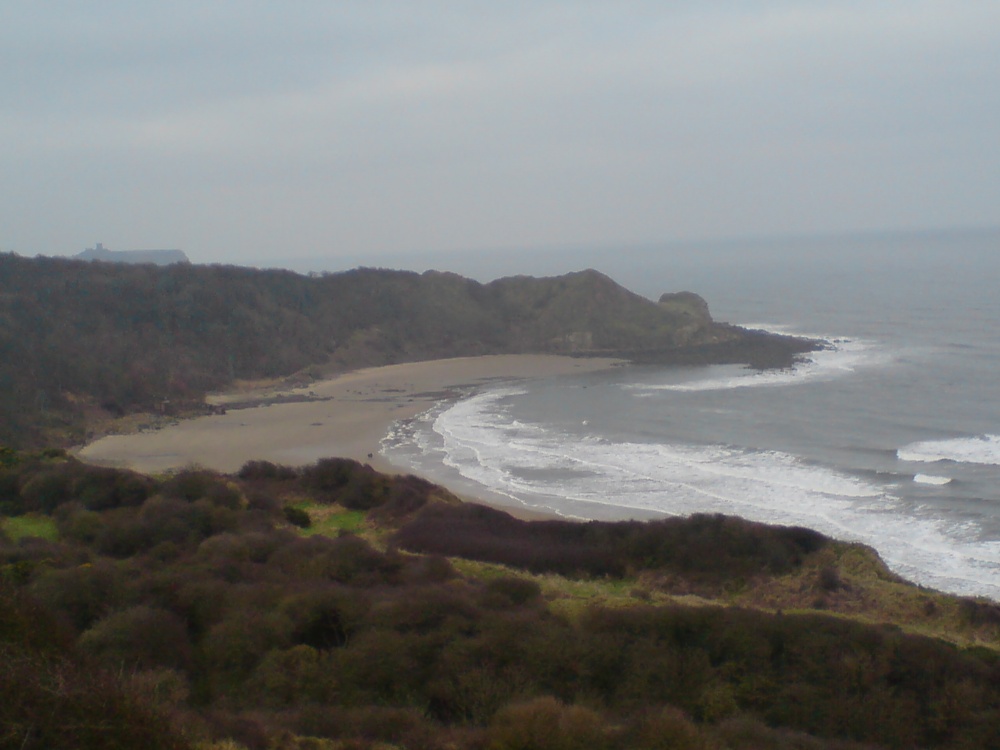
[3,452,1000,750]
[393,504,827,588]
[0,581,189,750]
[79,605,192,672]
[488,696,611,750]
[30,560,129,632]
[5,456,157,517]
[237,460,299,482]
[162,469,241,508]
[282,505,311,528]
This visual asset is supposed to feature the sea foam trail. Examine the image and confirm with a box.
[421,387,1000,601]
[898,435,1000,466]
[625,327,886,394]
[914,474,953,485]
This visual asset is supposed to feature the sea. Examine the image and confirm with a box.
[376,228,1000,601]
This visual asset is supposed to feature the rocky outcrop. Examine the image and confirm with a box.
[658,291,712,323]
[657,291,714,346]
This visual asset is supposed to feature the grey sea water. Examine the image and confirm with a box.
[382,229,1000,600]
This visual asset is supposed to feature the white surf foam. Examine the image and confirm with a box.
[413,388,1000,601]
[913,474,953,485]
[898,435,1000,466]
[625,327,886,394]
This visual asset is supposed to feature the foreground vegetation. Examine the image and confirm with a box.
[2,449,999,749]
[0,253,816,447]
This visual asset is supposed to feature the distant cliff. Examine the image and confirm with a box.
[76,243,189,266]
[0,254,817,446]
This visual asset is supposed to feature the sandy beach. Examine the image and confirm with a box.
[77,355,622,483]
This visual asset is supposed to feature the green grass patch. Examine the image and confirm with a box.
[450,558,698,618]
[291,503,368,537]
[2,514,58,542]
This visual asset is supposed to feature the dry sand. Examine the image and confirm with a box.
[77,355,622,484]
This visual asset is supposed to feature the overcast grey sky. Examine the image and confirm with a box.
[3,2,998,265]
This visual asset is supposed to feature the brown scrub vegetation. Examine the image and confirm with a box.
[2,449,999,749]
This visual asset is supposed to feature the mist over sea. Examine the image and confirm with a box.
[381,228,1000,600]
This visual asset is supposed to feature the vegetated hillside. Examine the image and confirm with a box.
[2,450,999,750]
[0,253,816,447]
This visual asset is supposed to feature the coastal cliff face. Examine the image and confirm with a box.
[0,254,815,447]
[658,290,714,345]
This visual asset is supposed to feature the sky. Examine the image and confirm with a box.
[3,1,999,268]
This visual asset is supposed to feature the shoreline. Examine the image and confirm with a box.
[76,354,624,519]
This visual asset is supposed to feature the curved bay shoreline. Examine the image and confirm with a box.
[72,345,1000,604]
[76,320,822,521]
[76,354,624,518]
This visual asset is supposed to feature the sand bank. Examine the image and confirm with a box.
[77,355,622,483]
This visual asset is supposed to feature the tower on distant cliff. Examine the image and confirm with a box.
[75,243,190,265]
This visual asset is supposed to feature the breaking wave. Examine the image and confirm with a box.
[898,435,1000,466]
[388,387,1000,600]
[913,474,954,485]
[625,328,886,394]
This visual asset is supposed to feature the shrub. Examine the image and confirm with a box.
[19,469,73,514]
[94,508,152,558]
[488,696,609,750]
[427,662,532,725]
[371,473,439,518]
[816,566,841,592]
[245,645,334,707]
[959,598,1000,628]
[284,587,370,650]
[292,705,430,747]
[55,503,105,544]
[300,458,364,499]
[163,469,239,507]
[174,577,233,637]
[202,610,293,682]
[0,651,190,750]
[394,506,828,586]
[0,468,23,515]
[300,458,391,510]
[283,506,312,529]
[629,707,712,750]
[79,605,192,672]
[401,553,455,585]
[138,496,205,549]
[0,579,73,654]
[371,585,480,636]
[270,534,398,585]
[72,466,154,511]
[485,577,541,607]
[237,461,298,482]
[30,561,127,632]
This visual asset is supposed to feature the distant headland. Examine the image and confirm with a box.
[75,242,189,266]
[0,254,818,448]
